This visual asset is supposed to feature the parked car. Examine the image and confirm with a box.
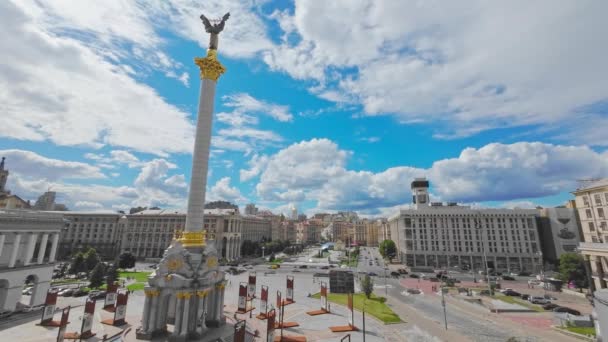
[89,291,106,300]
[518,271,532,276]
[528,296,550,304]
[553,307,581,315]
[368,272,378,277]
[409,273,420,278]
[542,303,559,310]
[543,294,558,300]
[429,277,440,282]
[299,265,308,269]
[59,289,74,297]
[502,289,521,296]
[502,275,516,281]
[320,266,329,270]
[72,288,89,297]
[521,294,530,300]
[398,268,408,274]
[390,271,400,278]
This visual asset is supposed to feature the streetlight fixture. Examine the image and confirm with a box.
[262,246,265,259]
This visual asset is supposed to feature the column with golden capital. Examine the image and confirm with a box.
[182,12,230,242]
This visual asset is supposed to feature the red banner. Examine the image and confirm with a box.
[260,285,268,315]
[266,309,276,342]
[113,291,128,326]
[286,276,294,302]
[104,282,118,309]
[321,282,328,311]
[81,298,96,338]
[348,293,354,327]
[248,272,257,299]
[234,319,246,342]
[41,288,59,324]
[238,283,247,312]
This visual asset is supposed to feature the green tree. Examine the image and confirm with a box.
[69,252,85,274]
[106,264,119,284]
[118,252,136,269]
[558,252,588,288]
[360,275,374,299]
[84,247,100,271]
[379,240,397,260]
[89,263,105,288]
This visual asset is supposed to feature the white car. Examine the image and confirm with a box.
[528,296,550,304]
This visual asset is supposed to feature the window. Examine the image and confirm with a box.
[601,222,607,231]
[586,209,593,219]
[595,194,603,205]
[583,196,590,206]
[590,222,595,231]
[599,208,605,219]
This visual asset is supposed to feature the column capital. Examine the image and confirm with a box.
[176,291,193,300]
[144,289,160,297]
[194,50,226,81]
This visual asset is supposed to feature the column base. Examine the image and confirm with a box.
[136,327,167,340]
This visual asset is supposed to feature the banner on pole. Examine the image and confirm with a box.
[56,306,70,342]
[347,293,354,327]
[41,288,59,324]
[234,319,246,342]
[104,281,118,310]
[321,282,328,311]
[266,309,276,342]
[114,291,128,325]
[260,285,268,315]
[247,272,257,299]
[286,276,294,303]
[238,283,247,312]
[81,298,96,338]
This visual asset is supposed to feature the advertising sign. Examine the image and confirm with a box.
[260,285,268,315]
[321,282,328,311]
[266,309,276,342]
[41,288,59,324]
[286,276,294,302]
[81,298,96,337]
[56,306,70,342]
[234,319,246,342]
[247,272,257,299]
[238,283,247,312]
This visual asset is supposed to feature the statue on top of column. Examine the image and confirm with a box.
[200,13,229,50]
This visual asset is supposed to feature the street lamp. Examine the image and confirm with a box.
[262,246,265,259]
[475,212,493,296]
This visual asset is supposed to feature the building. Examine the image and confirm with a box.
[240,214,271,243]
[57,211,125,260]
[365,220,380,247]
[537,207,582,266]
[389,179,542,273]
[244,203,258,216]
[332,220,353,244]
[378,219,391,243]
[295,220,325,244]
[0,157,8,196]
[352,220,366,246]
[0,210,62,313]
[0,158,30,210]
[574,179,608,290]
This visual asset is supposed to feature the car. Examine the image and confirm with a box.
[390,271,400,278]
[398,268,408,274]
[368,272,378,277]
[292,269,300,273]
[409,273,420,278]
[72,288,89,297]
[320,266,329,270]
[502,275,516,281]
[59,289,74,297]
[543,294,558,300]
[429,277,440,282]
[528,296,550,304]
[88,291,106,300]
[299,265,308,269]
[542,303,559,310]
[521,294,530,300]
[502,289,521,297]
[518,271,532,276]
[268,265,279,269]
[553,307,581,315]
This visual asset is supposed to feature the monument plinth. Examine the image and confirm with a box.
[136,12,230,342]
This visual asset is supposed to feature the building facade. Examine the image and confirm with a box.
[537,207,582,266]
[365,220,380,247]
[240,215,271,243]
[389,179,542,273]
[57,211,124,260]
[0,210,62,313]
[574,179,608,290]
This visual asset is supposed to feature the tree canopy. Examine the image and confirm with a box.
[558,252,588,288]
[360,275,374,299]
[379,240,397,260]
[118,252,136,269]
[89,263,105,288]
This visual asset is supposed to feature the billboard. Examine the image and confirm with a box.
[266,309,276,342]
[41,288,59,324]
[248,272,257,299]
[238,283,247,312]
[260,285,268,316]
[81,298,96,338]
[286,276,294,303]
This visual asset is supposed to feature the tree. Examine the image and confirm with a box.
[558,252,588,288]
[69,252,85,274]
[89,263,105,288]
[360,275,374,299]
[118,252,136,269]
[84,248,100,271]
[379,240,397,260]
[106,264,119,284]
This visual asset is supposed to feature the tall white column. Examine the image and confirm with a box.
[148,294,158,331]
[173,296,184,337]
[8,234,21,268]
[184,78,217,233]
[24,233,38,266]
[0,234,5,258]
[37,233,49,264]
[141,293,152,332]
[180,294,191,336]
[49,233,59,262]
[197,293,207,333]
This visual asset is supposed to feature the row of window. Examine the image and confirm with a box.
[586,208,606,219]
[582,193,608,206]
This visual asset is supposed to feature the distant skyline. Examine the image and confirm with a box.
[1,1,607,217]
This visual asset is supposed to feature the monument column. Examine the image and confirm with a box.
[141,291,153,332]
[196,290,208,333]
[37,233,49,264]
[24,233,37,266]
[173,293,185,338]
[180,292,192,337]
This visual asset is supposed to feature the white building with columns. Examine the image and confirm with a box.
[0,210,62,313]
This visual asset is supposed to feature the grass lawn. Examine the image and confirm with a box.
[269,258,284,264]
[495,295,544,312]
[119,271,151,282]
[312,292,401,324]
[127,283,146,291]
[562,326,596,337]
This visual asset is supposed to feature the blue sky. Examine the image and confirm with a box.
[1,1,607,216]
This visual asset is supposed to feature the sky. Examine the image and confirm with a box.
[1,0,607,217]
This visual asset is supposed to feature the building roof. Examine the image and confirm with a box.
[573,178,608,193]
[128,208,239,216]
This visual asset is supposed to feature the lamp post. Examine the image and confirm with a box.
[262,246,265,259]
[476,212,493,296]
